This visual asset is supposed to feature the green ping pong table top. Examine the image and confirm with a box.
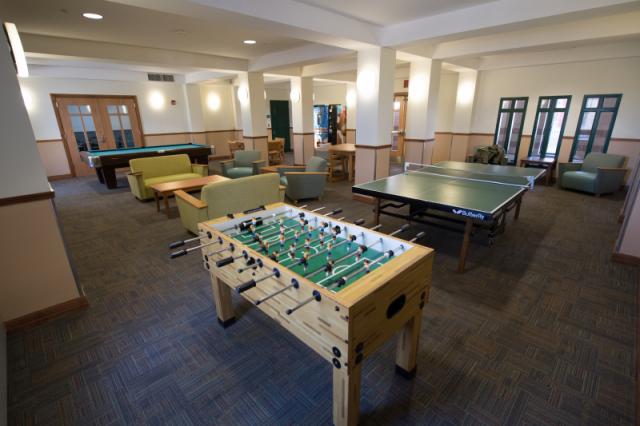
[433,161,546,179]
[352,161,537,221]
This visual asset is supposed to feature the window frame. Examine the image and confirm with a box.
[570,93,622,162]
[493,96,529,165]
[528,95,571,159]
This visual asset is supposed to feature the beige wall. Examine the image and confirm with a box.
[36,140,70,177]
[0,199,80,321]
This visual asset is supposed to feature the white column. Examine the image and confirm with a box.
[237,71,268,160]
[448,70,478,161]
[290,76,314,165]
[346,82,357,144]
[404,58,441,165]
[354,47,395,184]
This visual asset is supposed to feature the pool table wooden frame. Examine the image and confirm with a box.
[80,144,211,189]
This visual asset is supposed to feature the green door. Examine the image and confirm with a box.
[270,100,291,152]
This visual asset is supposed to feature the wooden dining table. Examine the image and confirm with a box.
[329,143,356,181]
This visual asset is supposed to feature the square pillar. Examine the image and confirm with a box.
[237,72,268,161]
[450,70,478,162]
[291,76,314,165]
[404,58,441,165]
[354,47,395,185]
[345,82,357,144]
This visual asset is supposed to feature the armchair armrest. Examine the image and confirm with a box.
[191,163,208,176]
[127,171,143,177]
[595,167,627,194]
[273,165,305,176]
[220,160,235,177]
[597,167,628,172]
[557,162,582,187]
[284,172,329,176]
[252,160,267,175]
[175,190,207,209]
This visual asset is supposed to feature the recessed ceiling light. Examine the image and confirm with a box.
[243,40,256,45]
[82,12,103,20]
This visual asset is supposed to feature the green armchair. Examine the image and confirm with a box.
[270,156,328,204]
[220,150,265,179]
[127,154,208,200]
[175,173,285,234]
[558,152,627,196]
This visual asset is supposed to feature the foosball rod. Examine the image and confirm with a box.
[169,239,230,259]
[285,290,321,315]
[168,233,212,249]
[328,231,426,289]
[254,278,299,305]
[236,267,281,294]
[305,224,409,279]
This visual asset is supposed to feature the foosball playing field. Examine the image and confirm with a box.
[170,202,435,426]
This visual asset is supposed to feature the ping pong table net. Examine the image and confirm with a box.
[403,162,534,188]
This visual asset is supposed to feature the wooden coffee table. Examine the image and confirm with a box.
[519,156,556,186]
[149,175,229,218]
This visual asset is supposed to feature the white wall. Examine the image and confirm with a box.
[19,76,193,140]
[471,57,640,138]
[313,83,346,106]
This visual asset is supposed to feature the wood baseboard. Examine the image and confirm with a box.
[4,296,89,333]
[611,252,640,266]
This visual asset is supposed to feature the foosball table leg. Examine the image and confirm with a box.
[211,275,235,327]
[332,363,362,426]
[395,312,422,378]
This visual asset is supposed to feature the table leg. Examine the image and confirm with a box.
[163,193,170,218]
[458,218,473,273]
[349,154,355,181]
[515,196,522,220]
[95,168,105,184]
[395,312,422,378]
[374,198,381,225]
[546,165,552,186]
[154,191,160,213]
[211,275,236,327]
[332,363,361,426]
[102,167,118,189]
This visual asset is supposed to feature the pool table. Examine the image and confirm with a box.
[80,143,212,189]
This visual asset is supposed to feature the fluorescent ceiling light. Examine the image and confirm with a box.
[3,23,28,77]
[243,40,256,45]
[82,12,103,20]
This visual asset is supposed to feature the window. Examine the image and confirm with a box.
[493,97,528,164]
[570,94,622,162]
[529,96,571,159]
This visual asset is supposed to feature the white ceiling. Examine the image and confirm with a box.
[1,0,310,59]
[292,0,496,25]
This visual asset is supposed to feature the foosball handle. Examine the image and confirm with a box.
[353,218,366,226]
[411,232,426,242]
[216,257,234,267]
[169,249,187,259]
[236,280,257,294]
[169,240,185,249]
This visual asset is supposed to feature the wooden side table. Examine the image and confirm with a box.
[519,156,557,186]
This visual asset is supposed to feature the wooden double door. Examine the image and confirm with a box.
[54,95,144,176]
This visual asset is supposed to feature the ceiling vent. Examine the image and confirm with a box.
[147,73,175,82]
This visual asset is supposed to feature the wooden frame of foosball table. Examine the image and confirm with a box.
[198,202,434,426]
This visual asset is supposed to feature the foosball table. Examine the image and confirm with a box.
[170,202,434,425]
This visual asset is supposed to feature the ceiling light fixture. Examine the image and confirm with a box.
[243,40,256,45]
[82,12,103,20]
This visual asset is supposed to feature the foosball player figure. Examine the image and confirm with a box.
[355,244,367,261]
[288,243,297,260]
[325,259,335,276]
[269,250,279,262]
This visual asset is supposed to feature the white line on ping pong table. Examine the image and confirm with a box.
[403,162,534,189]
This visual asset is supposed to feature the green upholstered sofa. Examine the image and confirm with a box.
[268,156,328,204]
[127,154,208,200]
[175,173,285,234]
[558,152,627,196]
[220,150,265,179]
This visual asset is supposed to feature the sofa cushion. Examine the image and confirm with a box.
[306,156,328,172]
[280,176,288,186]
[201,173,281,219]
[234,150,261,167]
[561,171,596,192]
[144,173,202,187]
[226,167,253,179]
[129,154,192,179]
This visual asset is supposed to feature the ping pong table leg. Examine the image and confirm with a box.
[373,198,381,225]
[514,196,522,220]
[458,218,473,273]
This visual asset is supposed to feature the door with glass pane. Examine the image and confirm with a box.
[570,94,622,162]
[390,95,407,163]
[529,96,571,159]
[493,97,528,164]
[54,95,144,176]
[98,97,143,150]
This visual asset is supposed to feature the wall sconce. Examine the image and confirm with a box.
[206,92,221,111]
[149,90,165,110]
[457,81,475,105]
[393,101,401,111]
[237,86,249,104]
[290,89,301,103]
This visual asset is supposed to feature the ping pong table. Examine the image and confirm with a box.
[352,161,545,272]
